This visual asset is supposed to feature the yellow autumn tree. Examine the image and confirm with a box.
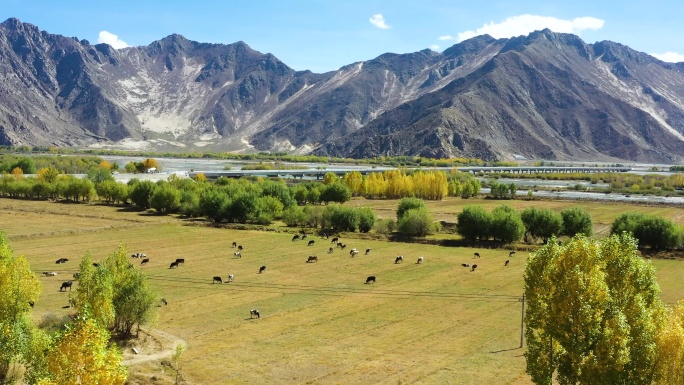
[343,171,364,196]
[10,167,24,180]
[40,317,127,385]
[142,158,160,172]
[0,231,42,384]
[364,172,387,198]
[525,234,666,385]
[72,254,115,327]
[36,167,60,183]
[655,300,684,384]
[193,173,207,182]
[99,160,112,170]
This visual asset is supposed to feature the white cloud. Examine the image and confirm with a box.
[456,15,605,42]
[438,35,455,41]
[430,44,440,51]
[97,30,129,49]
[369,14,390,29]
[651,51,684,63]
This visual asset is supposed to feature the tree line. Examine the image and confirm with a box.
[455,204,683,250]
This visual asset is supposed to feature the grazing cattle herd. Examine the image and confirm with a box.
[39,232,517,322]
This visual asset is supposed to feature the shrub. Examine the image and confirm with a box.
[560,207,593,237]
[456,206,491,241]
[397,207,438,237]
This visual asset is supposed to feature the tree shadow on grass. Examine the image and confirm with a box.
[490,346,523,354]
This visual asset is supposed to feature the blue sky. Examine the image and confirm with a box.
[2,0,684,72]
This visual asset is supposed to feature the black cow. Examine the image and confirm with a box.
[505,259,510,266]
[307,256,318,263]
[29,301,35,308]
[365,248,371,255]
[308,240,315,246]
[169,261,179,269]
[474,252,481,258]
[258,265,267,274]
[175,258,185,265]
[237,245,243,252]
[141,258,150,265]
[395,256,404,264]
[302,234,307,240]
[331,237,339,243]
[471,264,478,272]
[328,247,334,254]
[92,263,100,268]
[340,244,346,250]
[365,276,376,284]
[60,281,73,291]
[250,309,260,319]
[461,263,470,268]
[292,235,300,241]
[55,258,68,264]
[213,276,223,284]
[232,241,237,248]
[509,251,516,257]
[161,298,168,305]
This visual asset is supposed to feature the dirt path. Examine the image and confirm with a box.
[122,328,188,366]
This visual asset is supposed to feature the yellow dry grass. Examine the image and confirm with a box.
[3,197,683,385]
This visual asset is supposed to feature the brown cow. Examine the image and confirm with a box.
[307,256,318,263]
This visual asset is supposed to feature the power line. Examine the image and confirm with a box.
[145,274,522,302]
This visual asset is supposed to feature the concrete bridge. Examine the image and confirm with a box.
[189,166,632,180]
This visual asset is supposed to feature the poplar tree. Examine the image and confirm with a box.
[0,232,41,384]
[525,234,666,385]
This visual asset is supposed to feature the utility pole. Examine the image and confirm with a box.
[519,293,525,348]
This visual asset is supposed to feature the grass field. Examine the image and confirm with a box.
[3,197,684,384]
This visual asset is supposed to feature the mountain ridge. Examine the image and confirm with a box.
[0,18,683,162]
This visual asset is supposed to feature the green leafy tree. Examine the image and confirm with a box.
[106,245,156,337]
[320,183,352,205]
[150,184,181,214]
[260,180,296,208]
[396,197,425,221]
[326,206,359,232]
[560,207,593,237]
[397,207,438,237]
[521,207,563,244]
[179,190,201,217]
[456,206,491,241]
[73,254,115,327]
[9,157,36,174]
[225,193,257,223]
[490,205,524,243]
[282,206,307,227]
[634,216,682,251]
[256,196,284,220]
[129,180,156,210]
[524,234,665,385]
[0,232,42,384]
[357,207,377,233]
[199,189,230,223]
[86,166,114,184]
[610,212,645,236]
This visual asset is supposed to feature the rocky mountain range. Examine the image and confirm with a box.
[1,17,683,162]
